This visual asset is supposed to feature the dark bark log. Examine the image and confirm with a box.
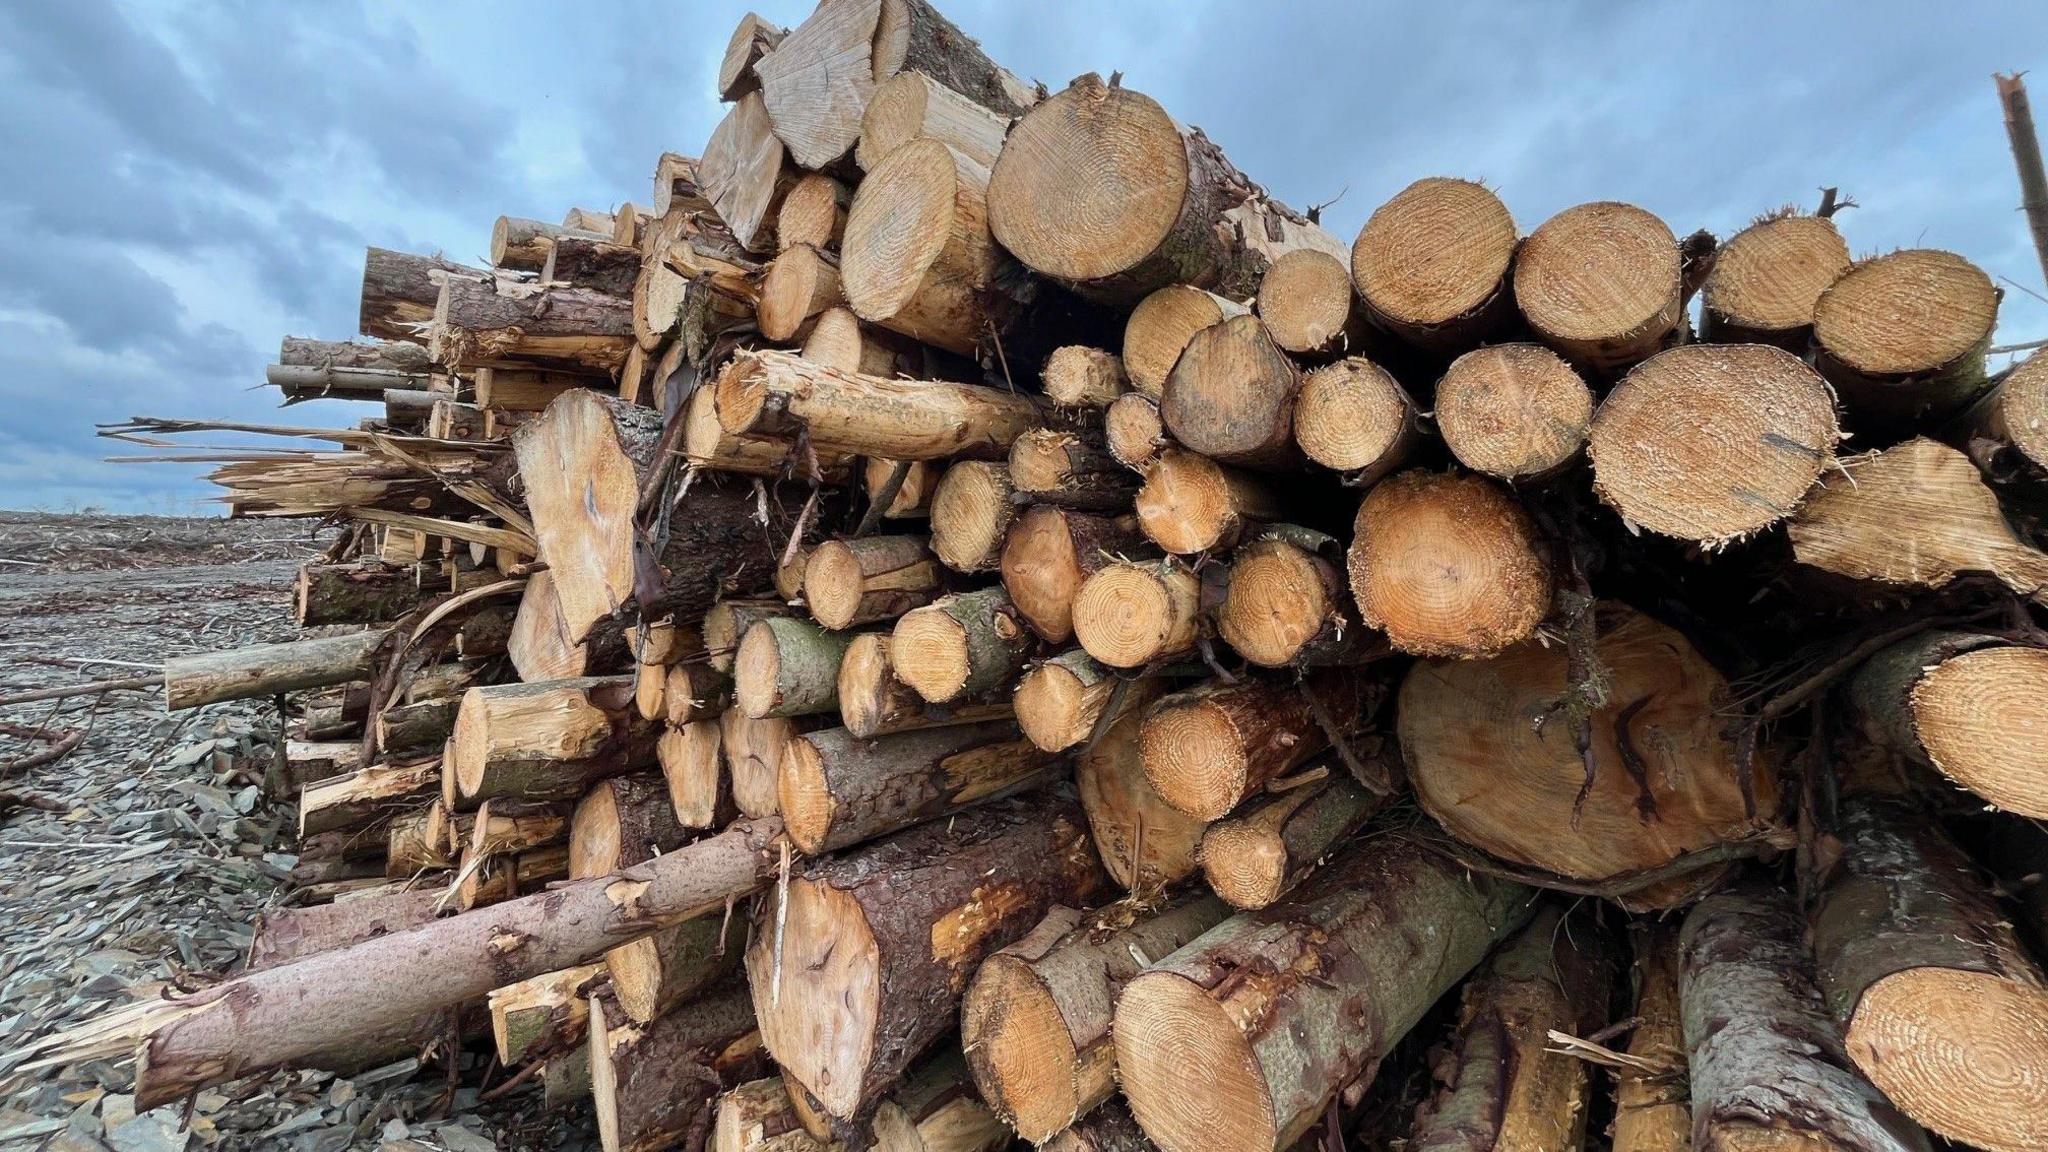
[360,246,486,343]
[590,978,767,1152]
[778,719,1060,853]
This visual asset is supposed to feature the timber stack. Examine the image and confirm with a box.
[34,3,2048,1151]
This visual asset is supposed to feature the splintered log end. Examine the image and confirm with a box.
[1435,344,1591,481]
[1346,471,1551,658]
[701,92,792,253]
[1351,177,1517,348]
[1122,286,1247,397]
[718,12,786,102]
[1105,393,1166,471]
[1515,201,1682,373]
[1043,345,1128,407]
[1293,357,1414,478]
[1701,213,1851,344]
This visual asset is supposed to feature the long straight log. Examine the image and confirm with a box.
[433,276,635,374]
[360,246,487,342]
[278,335,431,374]
[165,629,387,710]
[778,719,1059,853]
[716,349,1046,461]
[267,362,429,402]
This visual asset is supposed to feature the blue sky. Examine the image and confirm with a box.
[2,1,2044,513]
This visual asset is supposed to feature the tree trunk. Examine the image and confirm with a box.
[960,892,1232,1143]
[1160,314,1304,471]
[607,913,746,1026]
[448,677,660,805]
[246,888,443,969]
[293,561,421,627]
[718,12,786,101]
[858,68,1010,172]
[1008,427,1139,511]
[1075,678,1208,890]
[1434,344,1593,482]
[165,628,387,710]
[867,1048,1011,1152]
[1256,248,1369,360]
[888,586,1032,704]
[1072,557,1202,669]
[490,962,608,1065]
[1134,449,1284,556]
[378,387,435,430]
[1943,349,2048,484]
[1218,528,1384,669]
[1812,249,1998,433]
[1122,286,1248,398]
[929,460,1016,573]
[510,568,632,682]
[1681,880,1933,1152]
[1043,346,1128,408]
[372,696,460,757]
[1001,507,1150,646]
[474,366,604,412]
[493,216,612,272]
[267,362,428,402]
[298,759,441,837]
[1350,178,1518,353]
[664,663,733,727]
[1197,776,1389,910]
[776,174,847,253]
[571,774,689,879]
[280,336,433,374]
[1291,356,1420,481]
[744,792,1105,1142]
[716,350,1047,461]
[734,616,853,719]
[360,246,486,343]
[456,844,572,910]
[433,275,635,374]
[843,139,1001,357]
[1699,213,1851,349]
[780,719,1056,854]
[1611,924,1689,1152]
[660,721,736,829]
[1346,470,1551,658]
[1808,801,2048,1152]
[803,535,943,629]
[758,244,843,341]
[684,385,836,479]
[590,979,767,1152]
[543,236,644,298]
[1139,672,1377,822]
[835,631,1011,739]
[1114,833,1536,1152]
[1514,202,1683,376]
[1105,394,1167,472]
[989,73,1342,307]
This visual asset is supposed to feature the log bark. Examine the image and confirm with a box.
[1000,506,1150,646]
[571,774,689,879]
[1160,314,1304,471]
[1114,832,1536,1152]
[1812,248,1998,433]
[1139,672,1376,822]
[360,246,487,343]
[858,67,1010,172]
[1350,177,1519,353]
[961,892,1233,1142]
[590,980,767,1152]
[1122,286,1248,399]
[543,236,643,298]
[280,336,433,374]
[744,793,1106,1140]
[165,629,386,710]
[1218,528,1384,669]
[1682,880,1932,1152]
[1198,776,1388,910]
[1699,213,1851,348]
[490,962,607,1065]
[1075,678,1208,890]
[699,90,797,254]
[716,350,1047,461]
[707,599,794,675]
[1346,470,1551,658]
[1514,202,1683,375]
[267,362,428,402]
[449,676,660,805]
[1611,924,1689,1152]
[1043,346,1128,408]
[719,12,787,101]
[1008,427,1139,511]
[777,173,847,253]
[247,889,443,969]
[659,720,735,829]
[1104,394,1167,472]
[432,275,635,374]
[888,586,1032,704]
[735,616,853,719]
[1434,343,1593,482]
[758,244,843,341]
[803,535,943,629]
[1255,248,1369,359]
[1072,556,1202,669]
[293,560,421,627]
[493,216,611,272]
[1134,449,1285,556]
[1291,356,1420,481]
[929,460,1016,573]
[835,631,1012,739]
[1044,1101,1159,1152]
[778,719,1060,853]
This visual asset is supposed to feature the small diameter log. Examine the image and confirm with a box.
[803,535,943,629]
[474,366,605,412]
[1115,833,1537,1152]
[842,138,1004,356]
[836,631,1012,739]
[360,246,487,343]
[701,91,795,253]
[1699,212,1852,348]
[428,399,485,441]
[1347,471,1551,658]
[988,72,1341,306]
[864,456,940,521]
[1945,348,2048,481]
[1398,602,1777,906]
[1791,437,2048,599]
[280,741,362,794]
[279,334,434,373]
[707,600,792,675]
[1071,556,1202,669]
[721,709,816,819]
[1256,248,1367,358]
[660,721,734,829]
[608,913,745,1026]
[868,1048,1011,1152]
[449,677,659,805]
[1104,393,1166,471]
[1160,314,1304,470]
[1611,924,1689,1152]
[563,207,617,234]
[718,12,787,101]
[248,889,443,970]
[1135,449,1285,555]
[1843,629,2048,817]
[1588,343,1842,546]
[666,663,734,728]
[491,962,608,1065]
[454,606,515,660]
[1291,356,1419,481]
[512,569,632,682]
[1682,881,1933,1152]
[1015,650,1119,753]
[804,305,943,379]
[267,361,425,401]
[858,68,1010,172]
[545,1050,592,1109]
[1218,528,1382,668]
[779,719,1060,854]
[888,586,1032,705]
[299,759,439,837]
[777,174,847,253]
[387,807,452,876]
[684,384,806,478]
[930,460,1017,573]
[590,980,766,1152]
[294,560,420,627]
[1043,346,1128,408]
[1198,776,1388,910]
[1435,343,1593,482]
[961,892,1233,1142]
[735,616,853,719]
[1009,427,1139,512]
[165,629,385,710]
[470,799,574,858]
[571,775,688,879]
[1351,177,1518,352]
[1140,673,1375,822]
[542,236,642,297]
[432,275,634,374]
[744,794,1107,1140]
[716,349,1047,461]
[758,244,843,341]
[1077,679,1209,889]
[1514,202,1682,375]
[493,217,610,272]
[1000,506,1149,646]
[1122,286,1249,399]
[1812,248,1999,430]
[381,387,435,429]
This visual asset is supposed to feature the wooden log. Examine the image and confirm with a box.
[1000,506,1149,646]
[1588,343,1842,546]
[563,207,618,234]
[700,91,796,254]
[867,1048,1011,1152]
[427,399,485,441]
[1121,286,1248,399]
[1134,449,1285,556]
[280,336,433,374]
[1159,314,1303,470]
[659,721,734,830]
[1073,676,1209,890]
[929,460,1016,573]
[1514,202,1683,375]
[720,710,811,819]
[779,719,1059,853]
[570,775,688,879]
[544,1049,592,1110]
[473,366,602,411]
[247,889,443,969]
[716,350,1047,461]
[1350,177,1518,352]
[961,892,1233,1142]
[456,844,572,911]
[1346,470,1551,658]
[1255,248,1367,359]
[1139,673,1374,822]
[491,962,607,1065]
[714,1077,817,1152]
[608,912,745,1026]
[664,663,733,728]
[1944,348,2048,482]
[803,535,943,629]
[1290,356,1420,481]
[267,362,428,401]
[842,138,1003,356]
[449,677,659,805]
[379,387,436,429]
[862,456,940,521]
[1813,248,1999,431]
[375,697,461,757]
[776,174,847,253]
[493,217,610,271]
[1014,650,1121,753]
[889,586,1032,704]
[468,799,574,859]
[989,73,1342,306]
[1683,880,1933,1152]
[1218,527,1383,669]
[590,980,766,1152]
[735,616,852,719]
[165,629,386,710]
[542,236,642,298]
[1611,924,1689,1152]
[1434,343,1593,482]
[835,631,1011,739]
[386,806,452,876]
[683,385,832,479]
[1398,602,1778,907]
[1104,393,1166,471]
[802,305,948,380]
[1115,833,1536,1152]
[1072,556,1201,669]
[511,568,631,682]
[360,246,487,343]
[706,599,792,675]
[744,793,1106,1141]
[1043,1101,1158,1152]
[719,12,787,101]
[1699,212,1851,348]
[1008,427,1138,512]
[432,275,635,374]
[1198,776,1388,910]
[1043,346,1127,408]
[758,244,843,341]
[293,561,419,627]
[859,68,1010,172]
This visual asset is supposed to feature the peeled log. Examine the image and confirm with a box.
[1682,881,1932,1152]
[778,719,1060,853]
[1350,177,1518,352]
[1588,343,1840,546]
[1076,679,1208,890]
[718,12,786,101]
[961,892,1232,1143]
[734,616,853,719]
[449,677,660,805]
[858,68,1009,172]
[1160,314,1304,470]
[1218,528,1382,669]
[1198,776,1388,910]
[1813,248,1998,431]
[836,631,1012,739]
[889,586,1032,705]
[1139,673,1375,822]
[360,246,486,343]
[717,350,1046,461]
[1115,833,1536,1152]
[1000,506,1148,646]
[1514,202,1682,375]
[989,73,1342,306]
[1346,471,1551,658]
[1290,356,1419,481]
[744,794,1107,1140]
[701,91,795,254]
[1699,213,1851,348]
[1135,449,1285,556]
[1398,602,1779,906]
[432,275,634,375]
[1435,343,1593,482]
[589,980,766,1152]
[930,460,1017,573]
[1071,557,1201,670]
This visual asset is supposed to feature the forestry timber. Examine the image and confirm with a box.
[841,137,1005,356]
[1945,347,2048,481]
[1611,925,1690,1152]
[492,216,611,272]
[542,236,642,298]
[863,455,941,521]
[960,893,1232,1143]
[1346,470,1551,658]
[1000,506,1148,646]
[734,616,852,719]
[1255,248,1368,358]
[1350,177,1518,352]
[1197,776,1388,909]
[701,91,794,254]
[720,709,811,819]
[718,12,786,101]
[433,275,635,374]
[1812,248,1999,431]
[1843,629,2048,817]
[1514,201,1682,374]
[1699,212,1851,347]
[756,244,844,342]
[475,366,604,411]
[1159,314,1304,470]
[1434,343,1593,482]
[1217,527,1382,669]
[716,350,1046,461]
[929,459,1017,572]
[1008,427,1138,511]
[448,677,660,804]
[569,775,687,878]
[280,336,433,374]
[589,980,766,1152]
[803,535,943,629]
[293,560,422,627]
[607,914,745,1026]
[1014,650,1125,753]
[490,963,606,1065]
[835,630,1012,739]
[1115,833,1535,1152]
[1120,285,1248,398]
[858,68,1010,172]
[1070,556,1201,669]
[889,586,1032,704]
[359,246,487,342]
[1138,673,1371,822]
[1075,678,1208,890]
[248,889,443,970]
[712,1077,813,1152]
[658,720,731,829]
[1042,345,1128,408]
[867,1048,1011,1152]
[706,599,792,675]
[777,719,1060,853]
[510,569,631,682]
[1290,356,1419,481]
[664,663,734,727]
[1134,449,1285,556]
[1103,393,1166,471]
[165,629,387,710]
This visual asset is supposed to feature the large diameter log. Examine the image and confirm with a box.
[1514,202,1683,374]
[432,276,635,374]
[1197,776,1388,910]
[718,12,786,101]
[889,586,1032,705]
[1071,557,1201,669]
[493,216,611,272]
[1699,213,1851,348]
[700,91,794,254]
[1434,343,1593,482]
[1160,314,1304,470]
[858,68,1009,172]
[989,73,1342,305]
[165,629,386,710]
[961,892,1232,1142]
[248,889,444,970]
[1000,506,1148,646]
[590,980,766,1152]
[1682,881,1933,1152]
[360,246,486,342]
[836,631,1011,739]
[1115,833,1536,1152]
[1122,286,1248,399]
[744,794,1108,1140]
[293,561,421,627]
[1843,629,2048,817]
[778,720,1060,853]
[1076,679,1208,889]
[1611,925,1689,1152]
[449,677,660,804]
[734,617,852,719]
[1813,248,1998,430]
[842,138,1001,356]
[929,460,1016,573]
[1135,449,1285,555]
[716,350,1046,461]
[1809,802,2048,1152]
[1139,673,1375,822]
[1256,248,1367,359]
[1290,356,1419,481]
[1399,602,1779,906]
[1043,346,1128,408]
[1218,529,1383,669]
[1588,343,1840,546]
[1945,348,2048,481]
[1347,471,1551,658]
[1350,177,1518,352]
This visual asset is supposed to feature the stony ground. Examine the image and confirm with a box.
[0,515,595,1152]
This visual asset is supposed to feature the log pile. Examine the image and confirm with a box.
[46,5,2048,1152]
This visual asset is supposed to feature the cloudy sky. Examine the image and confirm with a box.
[4,1,2045,513]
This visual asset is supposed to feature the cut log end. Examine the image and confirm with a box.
[1293,357,1412,476]
[1814,248,1997,380]
[1910,645,2048,817]
[842,137,977,330]
[1347,471,1551,658]
[1515,201,1681,371]
[1139,694,1249,821]
[1702,214,1851,341]
[1105,394,1166,472]
[774,735,834,855]
[1215,539,1336,669]
[1160,313,1302,469]
[890,606,972,703]
[960,956,1081,1141]
[930,460,1015,572]
[1844,966,2048,1151]
[1351,177,1516,341]
[1013,655,1112,753]
[1072,561,1197,670]
[1115,973,1275,1152]
[1435,343,1592,481]
[758,244,841,341]
[750,878,879,1119]
[1196,819,1290,910]
[1136,450,1276,556]
[1123,286,1246,398]
[1257,248,1357,356]
[1043,346,1128,407]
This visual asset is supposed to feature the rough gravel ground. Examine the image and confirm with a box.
[0,515,595,1152]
